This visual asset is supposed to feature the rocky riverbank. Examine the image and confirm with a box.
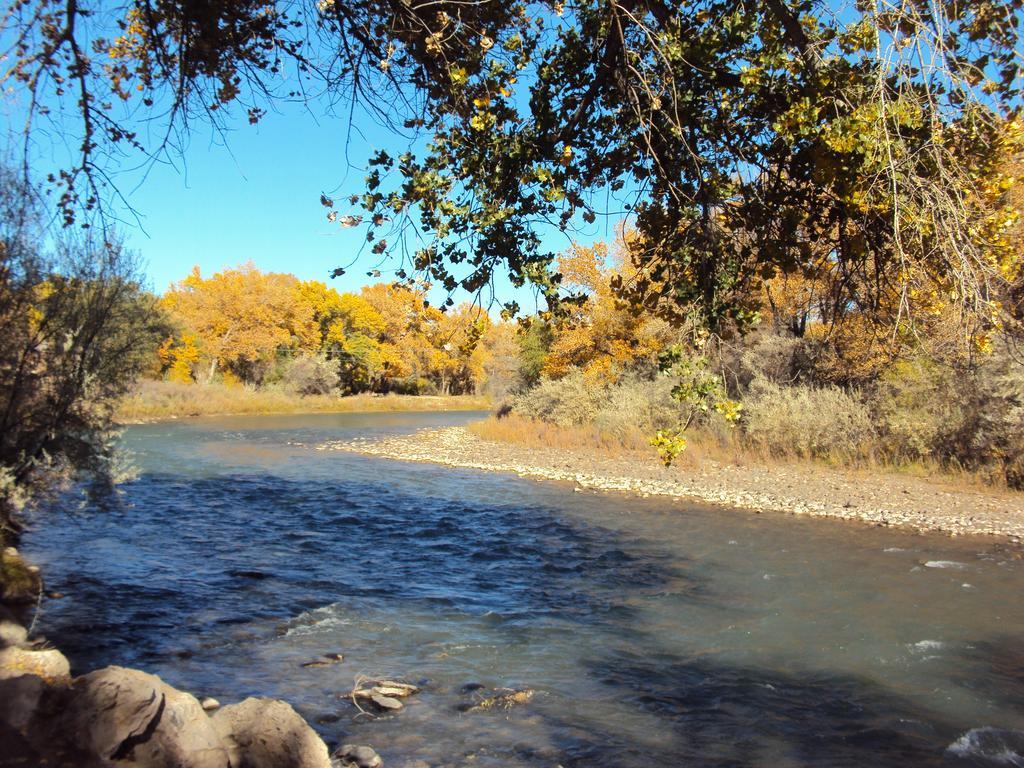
[319,426,1024,541]
[0,550,384,768]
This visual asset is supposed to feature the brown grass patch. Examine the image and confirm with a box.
[466,414,742,468]
[467,414,1012,493]
[116,380,490,422]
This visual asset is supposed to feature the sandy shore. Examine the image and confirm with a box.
[319,426,1024,541]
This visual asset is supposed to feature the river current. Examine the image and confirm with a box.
[21,411,1024,767]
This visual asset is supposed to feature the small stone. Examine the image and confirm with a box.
[333,744,383,768]
[2,547,17,558]
[370,693,403,711]
[375,681,418,695]
[303,653,344,668]
[201,697,220,711]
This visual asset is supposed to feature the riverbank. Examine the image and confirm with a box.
[116,380,490,423]
[0,547,382,768]
[320,425,1024,540]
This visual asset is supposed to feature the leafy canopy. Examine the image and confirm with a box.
[5,0,1024,334]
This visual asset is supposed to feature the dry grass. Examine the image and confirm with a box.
[467,414,741,468]
[116,379,490,422]
[467,414,1010,492]
[468,415,651,456]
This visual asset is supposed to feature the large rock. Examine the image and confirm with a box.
[0,645,70,682]
[60,666,228,767]
[0,673,48,730]
[0,617,28,648]
[212,697,331,768]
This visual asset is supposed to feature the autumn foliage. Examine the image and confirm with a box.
[155,263,503,396]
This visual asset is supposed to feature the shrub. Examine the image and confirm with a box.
[0,172,169,522]
[871,357,963,461]
[954,351,1024,488]
[593,376,688,437]
[281,354,340,395]
[741,381,877,461]
[513,370,611,426]
[723,330,808,390]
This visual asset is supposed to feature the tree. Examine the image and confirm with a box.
[542,240,674,381]
[0,171,168,524]
[7,1,1022,339]
[327,292,387,392]
[161,264,317,383]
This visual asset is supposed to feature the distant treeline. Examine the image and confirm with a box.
[153,264,515,397]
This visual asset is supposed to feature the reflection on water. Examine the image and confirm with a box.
[22,411,1024,767]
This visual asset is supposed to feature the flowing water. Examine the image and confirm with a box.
[21,412,1024,767]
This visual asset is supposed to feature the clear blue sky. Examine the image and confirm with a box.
[113,98,611,310]
[121,100,427,295]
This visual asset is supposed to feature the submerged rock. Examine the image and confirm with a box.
[332,743,382,768]
[463,687,535,713]
[369,693,403,712]
[301,652,344,668]
[212,697,331,768]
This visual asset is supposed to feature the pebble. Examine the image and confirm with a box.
[200,697,220,711]
[318,427,1024,542]
[334,744,383,768]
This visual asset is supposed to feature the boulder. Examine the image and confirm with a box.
[60,666,228,767]
[0,673,48,730]
[212,697,331,768]
[0,645,70,682]
[0,717,49,767]
[0,617,27,648]
[134,682,227,767]
[332,744,382,768]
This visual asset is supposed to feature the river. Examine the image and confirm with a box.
[21,412,1024,767]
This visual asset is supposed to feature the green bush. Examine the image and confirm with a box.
[871,357,963,461]
[0,170,168,522]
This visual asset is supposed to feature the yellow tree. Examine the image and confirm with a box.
[325,293,386,392]
[361,283,440,391]
[430,304,490,394]
[157,333,201,383]
[544,241,674,381]
[161,263,316,383]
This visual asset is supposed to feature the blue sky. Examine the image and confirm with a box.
[1,29,622,310]
[112,98,607,311]
[120,100,425,295]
